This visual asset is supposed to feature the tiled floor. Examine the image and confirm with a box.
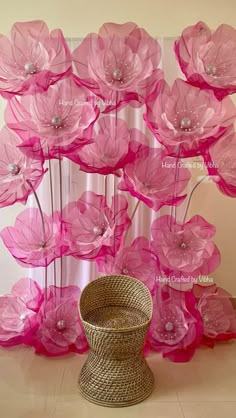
[0,342,236,418]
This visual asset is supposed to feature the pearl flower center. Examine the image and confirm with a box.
[205,64,217,76]
[57,320,66,330]
[180,117,192,130]
[180,242,187,249]
[24,62,37,74]
[122,268,129,274]
[165,321,174,332]
[93,226,103,235]
[112,68,123,81]
[20,313,27,321]
[51,115,63,128]
[7,163,20,175]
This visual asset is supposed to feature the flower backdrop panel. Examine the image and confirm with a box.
[0,20,236,360]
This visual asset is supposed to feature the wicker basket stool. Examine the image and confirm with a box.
[78,274,154,407]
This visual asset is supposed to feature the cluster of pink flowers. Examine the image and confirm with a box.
[0,19,236,361]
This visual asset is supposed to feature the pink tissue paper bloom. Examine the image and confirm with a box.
[175,22,236,99]
[151,215,221,278]
[0,20,72,97]
[204,131,236,197]
[72,21,163,112]
[96,237,159,293]
[194,284,236,346]
[144,78,236,158]
[62,191,131,260]
[0,208,66,268]
[5,76,99,155]
[118,143,191,211]
[36,285,88,356]
[66,115,136,175]
[0,278,43,347]
[0,126,46,208]
[148,285,203,362]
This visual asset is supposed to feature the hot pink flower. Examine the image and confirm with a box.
[145,79,236,158]
[175,22,236,99]
[0,209,66,268]
[0,20,72,97]
[73,22,163,112]
[204,131,236,197]
[0,278,43,347]
[195,285,236,344]
[148,286,203,362]
[0,126,46,208]
[62,191,131,260]
[67,116,136,175]
[151,215,221,278]
[96,237,159,292]
[36,285,88,356]
[118,144,191,211]
[5,77,99,153]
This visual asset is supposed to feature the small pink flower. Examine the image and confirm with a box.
[145,78,236,157]
[5,77,99,152]
[37,285,88,356]
[0,126,46,208]
[148,286,203,362]
[73,22,163,112]
[0,209,66,268]
[0,20,72,97]
[195,285,236,342]
[67,116,135,175]
[96,237,159,292]
[62,191,131,260]
[118,144,190,211]
[151,215,221,278]
[204,131,236,197]
[175,22,236,99]
[0,278,43,346]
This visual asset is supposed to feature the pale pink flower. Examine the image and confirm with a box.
[148,286,203,362]
[151,215,221,277]
[145,78,236,157]
[73,22,163,112]
[175,22,236,99]
[196,285,236,341]
[0,278,42,346]
[67,116,135,175]
[5,77,99,151]
[118,144,191,211]
[62,192,131,260]
[0,126,46,208]
[96,237,159,292]
[204,131,236,197]
[0,20,72,97]
[0,209,66,268]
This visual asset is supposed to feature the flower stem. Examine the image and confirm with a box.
[48,157,57,288]
[58,158,63,292]
[123,200,140,246]
[183,175,208,223]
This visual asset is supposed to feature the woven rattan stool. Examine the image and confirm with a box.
[78,274,154,407]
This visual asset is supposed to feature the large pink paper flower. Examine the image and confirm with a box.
[0,209,66,268]
[145,79,236,158]
[62,191,131,260]
[0,126,46,208]
[148,286,203,362]
[96,237,159,292]
[118,144,191,210]
[67,116,136,175]
[0,20,72,97]
[0,278,42,347]
[36,285,88,356]
[73,22,163,112]
[151,215,221,278]
[175,22,236,99]
[195,285,236,344]
[204,131,236,197]
[5,77,99,152]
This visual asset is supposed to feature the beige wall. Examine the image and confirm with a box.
[0,0,236,294]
